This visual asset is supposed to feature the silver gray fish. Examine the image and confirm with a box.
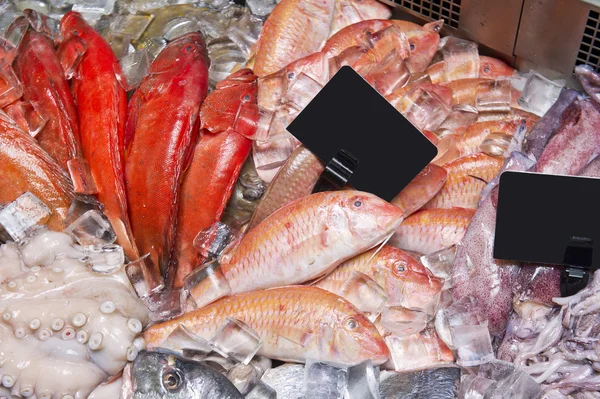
[221,158,266,229]
[132,351,244,399]
[379,368,461,399]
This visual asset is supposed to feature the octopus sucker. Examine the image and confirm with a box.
[0,229,149,398]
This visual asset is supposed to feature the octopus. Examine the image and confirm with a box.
[0,228,149,399]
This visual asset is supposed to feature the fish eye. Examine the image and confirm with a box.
[483,65,491,74]
[162,370,182,391]
[410,43,415,51]
[353,200,362,208]
[288,72,295,80]
[185,45,193,52]
[396,265,405,273]
[344,317,359,330]
[243,94,251,101]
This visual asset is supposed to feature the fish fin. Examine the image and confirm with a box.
[277,329,313,348]
[468,174,488,185]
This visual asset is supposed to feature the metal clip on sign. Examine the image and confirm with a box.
[562,236,594,296]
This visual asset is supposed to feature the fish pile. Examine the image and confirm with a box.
[1,0,600,397]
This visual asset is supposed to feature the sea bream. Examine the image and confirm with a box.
[144,286,390,366]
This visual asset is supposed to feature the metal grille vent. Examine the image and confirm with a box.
[393,0,461,29]
[576,9,600,70]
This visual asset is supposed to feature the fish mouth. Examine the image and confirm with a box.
[376,203,405,231]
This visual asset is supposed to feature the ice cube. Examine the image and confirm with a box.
[517,71,564,116]
[116,49,150,91]
[476,79,512,113]
[385,327,453,372]
[445,296,485,327]
[5,16,28,53]
[246,0,277,16]
[403,87,451,131]
[67,157,98,195]
[346,360,380,399]
[210,317,261,365]
[4,100,48,138]
[144,288,186,322]
[71,0,115,15]
[380,307,428,336]
[127,0,169,13]
[23,10,57,40]
[0,192,51,243]
[304,360,348,399]
[126,254,165,298]
[442,38,479,81]
[232,100,259,140]
[57,35,87,80]
[162,324,212,354]
[362,50,410,96]
[106,33,132,60]
[491,368,544,399]
[15,0,49,14]
[193,222,234,258]
[81,243,124,273]
[64,209,116,246]
[0,66,24,108]
[184,260,232,308]
[459,375,495,399]
[285,73,324,110]
[421,246,456,290]
[338,271,388,319]
[226,13,261,56]
[226,362,263,394]
[0,2,21,35]
[246,381,277,399]
[163,17,198,41]
[451,324,494,367]
[137,37,167,61]
[110,14,153,41]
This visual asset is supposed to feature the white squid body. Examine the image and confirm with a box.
[0,229,149,399]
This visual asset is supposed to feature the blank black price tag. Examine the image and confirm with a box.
[286,66,437,202]
[494,171,600,269]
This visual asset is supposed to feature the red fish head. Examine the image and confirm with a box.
[200,68,258,134]
[338,191,405,242]
[59,11,88,39]
[479,56,515,79]
[147,33,208,75]
[405,30,440,73]
[325,307,390,366]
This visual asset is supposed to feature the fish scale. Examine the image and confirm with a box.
[390,208,475,255]
[425,153,503,209]
[144,286,389,365]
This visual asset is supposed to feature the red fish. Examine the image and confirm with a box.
[14,30,81,175]
[391,164,447,216]
[125,33,209,278]
[426,56,516,84]
[170,69,257,288]
[59,12,135,257]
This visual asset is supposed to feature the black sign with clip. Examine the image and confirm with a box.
[494,171,600,296]
[286,66,438,202]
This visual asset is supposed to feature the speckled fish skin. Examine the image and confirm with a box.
[0,119,74,230]
[59,12,135,258]
[535,99,600,176]
[170,69,257,288]
[452,152,536,337]
[143,286,390,366]
[214,191,404,295]
[14,30,81,172]
[425,153,503,209]
[253,0,336,77]
[315,245,443,312]
[390,208,475,255]
[329,0,391,36]
[125,33,209,277]
[575,64,600,104]
[391,164,447,216]
[426,56,515,84]
[524,89,579,161]
[248,145,324,231]
[379,367,461,399]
